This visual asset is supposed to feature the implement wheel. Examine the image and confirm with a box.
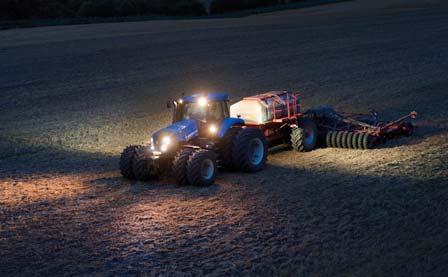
[186,149,217,186]
[291,118,317,152]
[120,145,139,179]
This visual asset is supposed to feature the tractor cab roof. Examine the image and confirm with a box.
[182,93,229,103]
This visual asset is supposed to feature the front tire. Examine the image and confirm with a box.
[186,149,217,186]
[232,128,267,172]
[132,146,156,181]
[120,145,139,179]
[172,148,195,186]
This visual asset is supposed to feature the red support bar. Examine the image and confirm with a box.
[379,111,418,132]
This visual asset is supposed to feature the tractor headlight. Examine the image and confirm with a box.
[162,136,171,145]
[209,124,218,134]
[198,97,208,107]
[160,135,172,152]
[160,144,169,152]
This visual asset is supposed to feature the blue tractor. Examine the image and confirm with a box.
[119,93,268,186]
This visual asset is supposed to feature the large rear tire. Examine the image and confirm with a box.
[291,118,317,152]
[120,145,139,179]
[132,146,156,181]
[232,128,267,172]
[172,148,195,186]
[186,149,217,186]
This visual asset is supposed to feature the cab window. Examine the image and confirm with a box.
[180,101,226,122]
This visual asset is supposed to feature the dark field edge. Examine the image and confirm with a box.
[0,0,349,31]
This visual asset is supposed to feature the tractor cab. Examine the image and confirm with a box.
[170,93,230,124]
[167,93,232,138]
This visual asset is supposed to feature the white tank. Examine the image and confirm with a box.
[230,99,273,124]
[230,92,300,124]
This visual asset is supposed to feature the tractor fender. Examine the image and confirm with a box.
[153,119,199,142]
[218,118,245,138]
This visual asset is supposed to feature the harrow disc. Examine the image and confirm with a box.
[362,133,375,149]
[336,131,344,148]
[346,132,354,149]
[356,133,365,149]
[325,131,375,149]
[341,131,349,148]
[353,132,362,149]
[352,133,361,149]
[331,131,338,148]
[326,131,333,147]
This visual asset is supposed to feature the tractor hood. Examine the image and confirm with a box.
[152,119,199,144]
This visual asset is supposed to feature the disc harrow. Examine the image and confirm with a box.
[326,131,375,149]
[305,106,417,150]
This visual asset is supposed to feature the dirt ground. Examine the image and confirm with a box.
[1,0,448,275]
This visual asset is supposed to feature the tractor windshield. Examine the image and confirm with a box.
[180,101,229,122]
[183,103,207,121]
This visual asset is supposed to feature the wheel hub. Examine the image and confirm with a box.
[304,128,315,145]
[248,138,264,165]
[200,158,214,180]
